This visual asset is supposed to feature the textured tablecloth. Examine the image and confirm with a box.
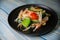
[0,0,60,40]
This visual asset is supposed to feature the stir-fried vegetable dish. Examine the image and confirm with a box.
[14,6,50,32]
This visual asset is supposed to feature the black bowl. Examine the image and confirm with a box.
[8,4,58,36]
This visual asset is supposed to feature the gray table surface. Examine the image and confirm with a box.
[0,0,60,40]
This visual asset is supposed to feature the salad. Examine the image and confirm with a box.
[14,6,50,32]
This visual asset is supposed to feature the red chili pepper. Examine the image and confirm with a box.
[29,12,39,20]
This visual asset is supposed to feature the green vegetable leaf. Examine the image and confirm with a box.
[42,13,46,18]
[22,17,31,28]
